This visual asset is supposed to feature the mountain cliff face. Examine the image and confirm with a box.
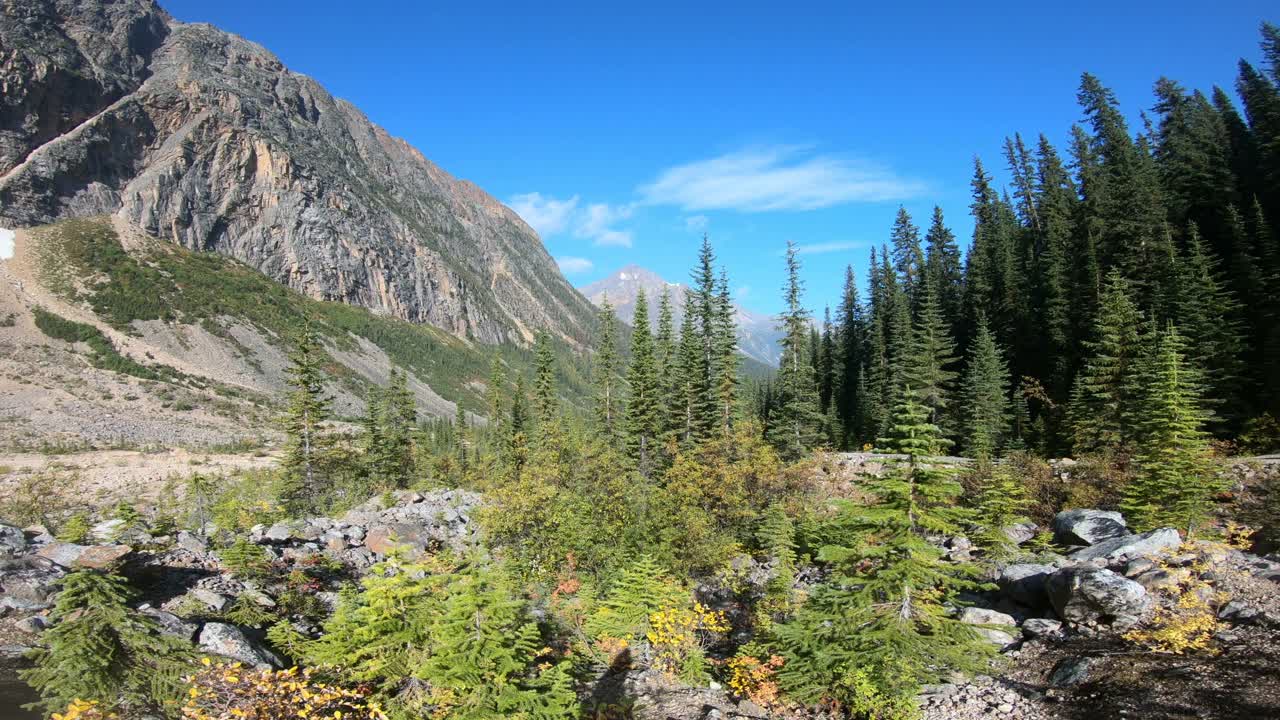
[579,265,784,366]
[0,0,596,347]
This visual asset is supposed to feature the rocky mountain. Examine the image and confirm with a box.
[0,0,596,348]
[579,265,784,366]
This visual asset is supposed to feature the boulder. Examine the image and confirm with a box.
[197,623,282,668]
[1021,617,1063,638]
[958,607,1019,649]
[190,588,230,612]
[1002,522,1038,546]
[1046,566,1151,629]
[1052,509,1129,546]
[90,518,127,543]
[1071,528,1181,563]
[1048,656,1098,687]
[0,522,27,557]
[176,531,209,554]
[140,606,199,642]
[365,522,433,557]
[35,542,131,569]
[1218,600,1260,625]
[997,563,1055,607]
[263,523,293,542]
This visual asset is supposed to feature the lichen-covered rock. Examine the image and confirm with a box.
[1071,527,1181,563]
[35,542,131,569]
[1046,566,1151,629]
[0,523,27,557]
[1052,509,1129,546]
[197,622,281,669]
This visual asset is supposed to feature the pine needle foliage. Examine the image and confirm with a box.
[278,322,333,515]
[776,389,990,711]
[1122,324,1223,534]
[21,570,192,716]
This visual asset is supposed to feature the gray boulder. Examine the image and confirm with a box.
[998,563,1055,607]
[1002,522,1038,546]
[1052,509,1129,546]
[958,607,1018,649]
[140,606,199,642]
[1071,527,1181,563]
[1021,617,1063,638]
[0,523,27,557]
[1046,566,1151,629]
[197,623,281,668]
[1048,656,1098,687]
[35,542,131,569]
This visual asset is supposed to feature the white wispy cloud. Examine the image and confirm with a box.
[789,241,867,256]
[556,256,594,274]
[638,145,925,212]
[574,202,634,247]
[508,193,634,247]
[685,214,710,232]
[508,192,580,237]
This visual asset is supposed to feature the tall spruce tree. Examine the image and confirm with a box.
[1069,270,1144,454]
[960,317,1012,459]
[889,206,925,305]
[834,265,867,446]
[714,269,739,434]
[1122,323,1221,535]
[593,298,622,441]
[279,323,332,514]
[533,331,558,428]
[902,280,959,433]
[768,241,824,459]
[923,206,964,335]
[625,291,661,476]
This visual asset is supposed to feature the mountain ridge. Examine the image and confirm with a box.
[579,265,784,366]
[0,0,597,348]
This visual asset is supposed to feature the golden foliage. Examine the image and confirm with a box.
[51,699,117,720]
[646,603,729,678]
[1124,546,1225,655]
[726,653,785,709]
[181,659,386,720]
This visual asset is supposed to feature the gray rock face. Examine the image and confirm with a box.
[35,542,131,569]
[958,607,1019,649]
[1046,566,1151,629]
[998,563,1055,607]
[197,622,281,669]
[1070,528,1181,563]
[0,523,26,557]
[1052,509,1129,546]
[0,0,597,347]
[1021,617,1063,638]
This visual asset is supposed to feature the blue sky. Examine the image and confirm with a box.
[163,0,1275,317]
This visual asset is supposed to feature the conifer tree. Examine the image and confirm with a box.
[379,368,417,488]
[22,570,191,716]
[902,280,959,433]
[674,305,703,447]
[279,323,332,514]
[625,291,661,476]
[417,563,577,720]
[971,463,1030,557]
[533,331,558,427]
[1122,324,1222,535]
[486,356,507,432]
[960,317,1012,459]
[592,298,622,441]
[713,269,739,434]
[655,286,678,426]
[923,206,964,334]
[834,265,867,446]
[776,388,987,709]
[1069,270,1144,453]
[768,241,824,459]
[359,385,387,487]
[890,206,925,304]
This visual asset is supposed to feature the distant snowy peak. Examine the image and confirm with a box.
[579,265,783,366]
